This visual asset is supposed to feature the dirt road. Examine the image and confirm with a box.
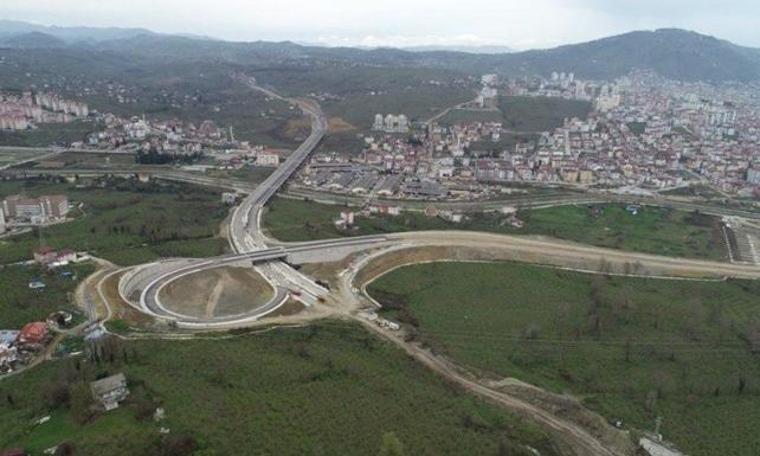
[336,254,633,456]
[356,317,629,455]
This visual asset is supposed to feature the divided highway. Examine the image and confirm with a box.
[224,80,336,309]
[229,82,329,252]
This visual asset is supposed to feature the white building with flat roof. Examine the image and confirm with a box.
[256,153,280,167]
[372,114,409,133]
[2,194,69,224]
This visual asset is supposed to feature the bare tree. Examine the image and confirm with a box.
[598,257,613,275]
[523,323,541,340]
[654,370,674,399]
[644,389,658,412]
[555,302,570,339]
[747,322,760,354]
[624,338,632,363]
[684,297,705,341]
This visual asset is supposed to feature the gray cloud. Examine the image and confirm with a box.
[570,0,756,17]
[1,0,758,49]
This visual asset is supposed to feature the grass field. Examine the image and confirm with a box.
[263,198,727,260]
[368,261,760,456]
[0,263,94,329]
[437,108,504,125]
[0,178,229,266]
[83,73,302,149]
[48,152,138,169]
[263,196,455,241]
[626,122,647,136]
[0,149,53,167]
[0,321,563,455]
[519,203,726,261]
[316,131,367,155]
[0,121,97,148]
[322,85,475,128]
[203,165,274,185]
[499,96,593,132]
[469,132,540,156]
[149,87,302,149]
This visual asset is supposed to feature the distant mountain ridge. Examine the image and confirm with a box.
[1,21,759,82]
[503,28,760,81]
[400,44,514,54]
[0,20,191,43]
[1,31,65,48]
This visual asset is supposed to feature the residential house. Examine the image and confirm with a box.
[90,373,130,411]
[16,322,48,346]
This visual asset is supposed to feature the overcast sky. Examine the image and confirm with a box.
[2,0,759,49]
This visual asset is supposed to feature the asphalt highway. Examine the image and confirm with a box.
[228,80,329,252]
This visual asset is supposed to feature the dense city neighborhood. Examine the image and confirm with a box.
[291,70,760,200]
[4,67,760,201]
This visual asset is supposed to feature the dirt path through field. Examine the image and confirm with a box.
[205,274,226,318]
[356,315,629,455]
[159,267,275,319]
[340,245,635,456]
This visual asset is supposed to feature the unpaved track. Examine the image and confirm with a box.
[337,259,630,456]
[205,278,226,318]
[356,318,624,456]
[336,248,635,456]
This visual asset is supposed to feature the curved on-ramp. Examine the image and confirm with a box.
[129,228,760,329]
[385,230,760,279]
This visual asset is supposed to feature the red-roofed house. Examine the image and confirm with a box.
[33,247,76,266]
[51,249,76,267]
[17,322,48,346]
[0,449,27,456]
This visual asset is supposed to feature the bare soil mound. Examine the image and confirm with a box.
[160,267,274,319]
